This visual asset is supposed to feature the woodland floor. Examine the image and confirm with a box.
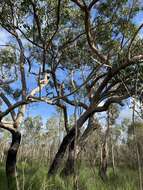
[0,161,139,190]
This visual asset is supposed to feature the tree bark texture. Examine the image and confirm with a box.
[99,141,108,181]
[60,140,75,176]
[6,131,21,190]
[48,128,75,175]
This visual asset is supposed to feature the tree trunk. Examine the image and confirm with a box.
[48,104,100,175]
[111,144,115,174]
[99,142,108,181]
[48,128,75,176]
[60,115,99,176]
[99,110,110,181]
[6,131,21,190]
[60,140,75,176]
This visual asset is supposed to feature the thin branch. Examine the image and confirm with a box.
[94,54,143,101]
[0,100,30,120]
[0,92,16,121]
[128,23,143,59]
[18,27,43,49]
[46,0,61,50]
[88,0,99,10]
[60,32,85,50]
[71,0,85,10]
[30,0,42,40]
[56,102,69,133]
[94,95,128,112]
[62,96,88,109]
[28,96,54,104]
[84,10,107,63]
[53,68,96,101]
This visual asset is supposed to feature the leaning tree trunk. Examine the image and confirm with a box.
[48,128,75,176]
[6,130,21,190]
[48,103,100,175]
[60,140,75,176]
[60,115,100,176]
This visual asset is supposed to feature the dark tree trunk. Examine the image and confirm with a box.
[6,131,21,190]
[60,140,75,176]
[60,116,99,176]
[99,142,108,181]
[48,105,98,175]
[48,128,75,176]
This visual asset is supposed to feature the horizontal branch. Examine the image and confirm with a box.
[0,100,31,120]
[94,95,128,112]
[62,96,88,109]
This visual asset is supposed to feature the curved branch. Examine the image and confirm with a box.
[84,8,107,64]
[0,100,30,120]
[62,97,88,109]
[0,92,16,121]
[94,95,128,112]
[0,122,16,134]
[88,0,99,10]
[128,23,143,59]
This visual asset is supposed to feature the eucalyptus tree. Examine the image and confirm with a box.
[0,0,143,184]
[48,0,143,175]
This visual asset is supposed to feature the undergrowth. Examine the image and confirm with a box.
[0,162,139,190]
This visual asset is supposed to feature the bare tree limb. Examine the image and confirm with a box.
[71,0,85,10]
[0,92,16,121]
[0,122,16,134]
[30,0,42,41]
[128,23,143,59]
[88,0,100,10]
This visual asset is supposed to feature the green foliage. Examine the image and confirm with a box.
[0,48,16,67]
[0,163,139,190]
[24,115,43,132]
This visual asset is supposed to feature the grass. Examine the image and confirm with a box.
[0,162,139,190]
[0,165,7,190]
